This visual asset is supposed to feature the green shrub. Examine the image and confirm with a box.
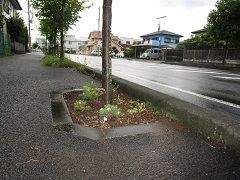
[74,100,91,112]
[42,55,61,67]
[99,104,121,121]
[124,48,134,58]
[42,55,86,73]
[127,102,146,114]
[80,82,105,101]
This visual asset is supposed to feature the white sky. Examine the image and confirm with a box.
[19,0,217,42]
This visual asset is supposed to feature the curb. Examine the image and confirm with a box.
[50,89,169,140]
[163,61,240,71]
[84,66,240,151]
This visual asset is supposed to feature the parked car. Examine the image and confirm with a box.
[116,51,124,58]
[140,48,162,60]
[91,50,101,56]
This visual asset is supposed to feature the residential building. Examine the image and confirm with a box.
[64,35,88,53]
[0,0,22,56]
[140,30,183,49]
[191,29,206,37]
[119,37,142,50]
[86,31,122,55]
[119,37,134,45]
[36,37,46,48]
[1,0,22,34]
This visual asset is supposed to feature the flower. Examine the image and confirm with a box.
[107,107,111,111]
[103,117,108,122]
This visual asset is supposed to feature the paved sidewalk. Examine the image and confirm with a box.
[0,53,240,179]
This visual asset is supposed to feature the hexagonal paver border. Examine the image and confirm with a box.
[50,89,163,140]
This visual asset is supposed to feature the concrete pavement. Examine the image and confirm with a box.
[0,53,240,179]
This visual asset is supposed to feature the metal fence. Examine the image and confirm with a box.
[164,48,240,65]
[0,32,11,57]
[165,49,183,62]
[183,48,240,64]
[12,41,25,53]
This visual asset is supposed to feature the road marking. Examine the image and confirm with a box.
[212,76,240,80]
[115,71,240,110]
[171,69,240,77]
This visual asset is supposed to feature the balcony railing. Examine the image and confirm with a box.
[143,40,160,46]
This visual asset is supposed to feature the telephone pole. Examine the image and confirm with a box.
[97,6,101,56]
[156,16,166,31]
[28,0,31,52]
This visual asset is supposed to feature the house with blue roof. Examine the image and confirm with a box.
[140,30,183,49]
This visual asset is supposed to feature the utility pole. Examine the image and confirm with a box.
[97,6,100,56]
[28,0,31,52]
[156,16,166,31]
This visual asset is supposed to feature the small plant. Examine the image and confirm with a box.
[115,95,124,105]
[127,102,146,115]
[99,104,121,121]
[112,83,119,93]
[74,100,91,112]
[80,82,105,101]
[75,64,86,74]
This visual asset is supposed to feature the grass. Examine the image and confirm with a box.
[42,55,86,73]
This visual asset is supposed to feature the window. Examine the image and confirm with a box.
[154,50,159,53]
[69,41,72,45]
[152,37,158,41]
[175,39,179,43]
[126,41,130,44]
[164,38,171,43]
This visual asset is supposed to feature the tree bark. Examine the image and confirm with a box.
[60,0,65,60]
[102,0,113,104]
[223,41,228,65]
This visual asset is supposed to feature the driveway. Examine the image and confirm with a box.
[0,53,240,179]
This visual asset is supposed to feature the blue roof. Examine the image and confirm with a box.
[140,30,183,38]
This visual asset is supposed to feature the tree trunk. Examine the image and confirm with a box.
[53,34,57,55]
[102,0,113,104]
[223,41,228,65]
[60,0,65,60]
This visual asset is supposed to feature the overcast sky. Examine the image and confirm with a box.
[19,0,217,42]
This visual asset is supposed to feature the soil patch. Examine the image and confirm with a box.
[64,90,171,129]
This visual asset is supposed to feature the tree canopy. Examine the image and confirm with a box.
[33,0,90,57]
[7,15,28,45]
[177,0,240,50]
[206,0,240,47]
[176,34,223,49]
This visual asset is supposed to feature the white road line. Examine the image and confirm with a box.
[171,69,240,77]
[115,71,240,110]
[212,76,240,80]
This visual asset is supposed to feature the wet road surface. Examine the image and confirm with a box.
[67,54,240,125]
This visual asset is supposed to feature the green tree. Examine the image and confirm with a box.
[176,34,223,50]
[33,0,90,59]
[32,42,39,49]
[206,0,240,64]
[7,16,28,46]
[0,8,4,29]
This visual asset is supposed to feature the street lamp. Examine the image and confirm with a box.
[156,16,166,31]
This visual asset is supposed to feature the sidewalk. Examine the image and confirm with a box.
[0,53,240,179]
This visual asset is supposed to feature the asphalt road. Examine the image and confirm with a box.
[1,53,240,179]
[67,54,240,126]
